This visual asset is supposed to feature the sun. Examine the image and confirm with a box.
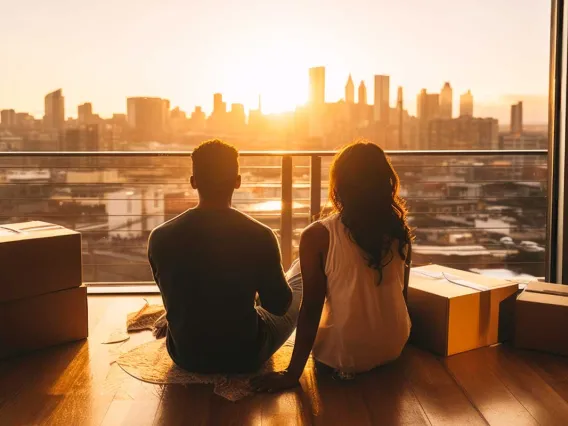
[224,38,310,115]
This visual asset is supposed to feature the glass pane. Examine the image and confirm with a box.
[1,0,551,284]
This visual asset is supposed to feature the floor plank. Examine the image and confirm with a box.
[3,295,568,426]
[400,346,487,426]
[260,390,313,426]
[0,342,86,425]
[517,349,568,404]
[153,384,213,426]
[444,347,538,426]
[482,345,568,426]
[358,359,431,426]
[43,296,161,426]
[206,392,263,426]
[305,371,374,426]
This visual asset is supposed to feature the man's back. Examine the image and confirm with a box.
[148,207,291,373]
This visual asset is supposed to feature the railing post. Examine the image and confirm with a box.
[310,155,322,222]
[281,156,293,269]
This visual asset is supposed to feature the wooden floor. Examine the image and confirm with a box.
[2,296,568,426]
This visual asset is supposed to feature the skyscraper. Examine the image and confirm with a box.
[397,87,404,114]
[62,124,100,151]
[44,89,65,130]
[1,109,16,127]
[428,116,498,150]
[229,103,246,131]
[460,90,474,117]
[374,75,390,124]
[440,82,453,119]
[189,106,206,131]
[397,87,404,148]
[417,89,440,121]
[126,97,170,141]
[345,74,355,104]
[358,81,367,105]
[309,66,325,105]
[78,103,93,124]
[511,101,523,134]
[213,93,226,115]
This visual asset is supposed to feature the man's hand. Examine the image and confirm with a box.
[250,370,300,393]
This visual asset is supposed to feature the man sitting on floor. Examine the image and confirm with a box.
[148,140,302,373]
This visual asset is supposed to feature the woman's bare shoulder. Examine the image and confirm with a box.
[301,221,329,251]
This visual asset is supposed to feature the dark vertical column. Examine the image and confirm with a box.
[547,0,567,282]
[281,156,293,269]
[310,155,322,222]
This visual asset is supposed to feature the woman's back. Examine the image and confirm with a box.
[313,213,411,373]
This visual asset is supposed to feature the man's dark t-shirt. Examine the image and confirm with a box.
[148,208,292,373]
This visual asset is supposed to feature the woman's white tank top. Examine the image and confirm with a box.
[312,214,411,373]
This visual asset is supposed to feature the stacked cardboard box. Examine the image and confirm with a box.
[515,282,568,356]
[0,221,88,359]
[407,264,519,356]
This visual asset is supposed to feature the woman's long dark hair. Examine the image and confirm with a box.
[329,140,412,283]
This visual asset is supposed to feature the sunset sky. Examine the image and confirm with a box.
[1,0,551,123]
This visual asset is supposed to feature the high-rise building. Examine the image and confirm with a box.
[169,107,188,134]
[44,89,65,130]
[1,109,16,127]
[213,93,226,115]
[428,116,499,150]
[460,90,474,117]
[397,87,404,148]
[511,101,523,134]
[309,66,325,105]
[374,75,390,124]
[126,97,170,141]
[189,106,206,131]
[62,124,99,151]
[14,112,36,129]
[440,82,453,119]
[345,74,355,104]
[229,103,246,132]
[78,103,93,124]
[501,133,547,150]
[358,81,367,105]
[417,89,440,121]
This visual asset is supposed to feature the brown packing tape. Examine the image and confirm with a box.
[0,223,63,233]
[524,288,568,298]
[0,226,20,234]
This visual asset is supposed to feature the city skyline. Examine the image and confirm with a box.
[1,69,549,127]
[1,0,550,123]
[1,72,550,126]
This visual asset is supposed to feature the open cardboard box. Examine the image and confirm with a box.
[408,264,520,356]
[0,221,82,302]
[0,285,88,359]
[515,282,568,356]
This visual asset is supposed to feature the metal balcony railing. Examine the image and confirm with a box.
[0,149,548,291]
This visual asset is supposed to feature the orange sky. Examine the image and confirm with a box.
[1,0,551,123]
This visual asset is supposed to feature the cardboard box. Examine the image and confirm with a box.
[0,221,82,302]
[408,264,519,356]
[0,285,88,359]
[515,282,568,356]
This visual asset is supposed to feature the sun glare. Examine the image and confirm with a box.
[222,37,310,115]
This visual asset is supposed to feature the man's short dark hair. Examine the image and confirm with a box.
[191,139,239,196]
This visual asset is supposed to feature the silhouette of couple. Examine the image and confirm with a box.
[148,139,412,393]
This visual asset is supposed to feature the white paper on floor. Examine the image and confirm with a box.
[102,329,130,344]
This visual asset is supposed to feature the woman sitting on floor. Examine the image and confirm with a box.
[253,140,413,392]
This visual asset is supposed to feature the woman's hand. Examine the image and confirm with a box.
[251,370,300,393]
